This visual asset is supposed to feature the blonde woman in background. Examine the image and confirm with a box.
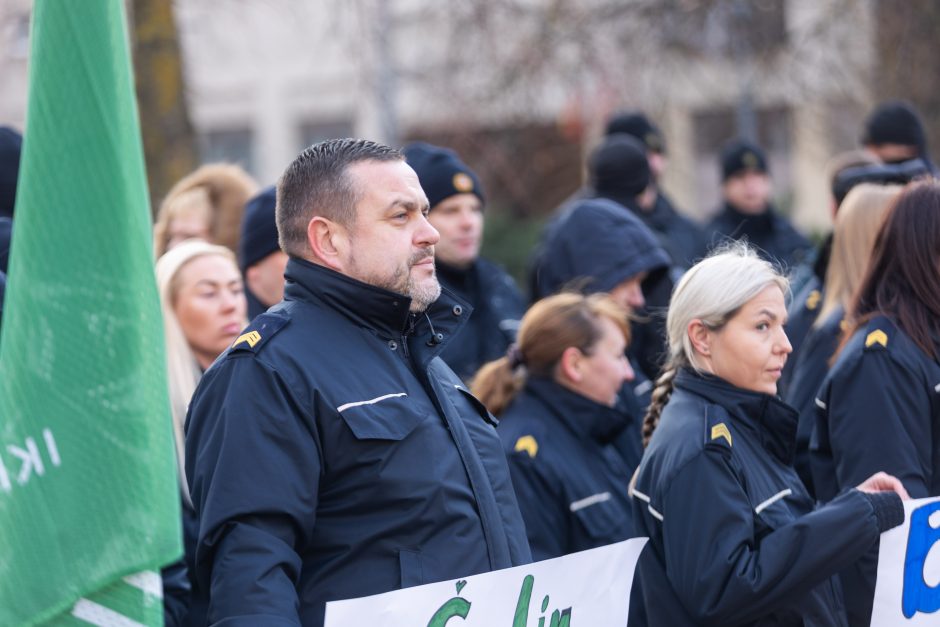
[156,239,247,626]
[153,163,258,258]
[784,183,901,495]
[157,239,247,468]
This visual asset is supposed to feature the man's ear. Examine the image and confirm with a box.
[558,346,584,384]
[307,216,350,272]
[687,319,711,358]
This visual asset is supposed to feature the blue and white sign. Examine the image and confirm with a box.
[872,497,940,626]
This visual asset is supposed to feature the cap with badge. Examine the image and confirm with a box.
[605,111,666,154]
[402,142,485,210]
[721,139,769,182]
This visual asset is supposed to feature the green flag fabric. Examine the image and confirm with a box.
[0,1,182,625]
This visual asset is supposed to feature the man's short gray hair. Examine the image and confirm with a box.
[276,138,403,257]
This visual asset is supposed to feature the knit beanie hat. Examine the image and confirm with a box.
[402,142,485,210]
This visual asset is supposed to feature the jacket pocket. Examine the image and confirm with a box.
[337,396,429,440]
[570,491,627,542]
[399,548,425,588]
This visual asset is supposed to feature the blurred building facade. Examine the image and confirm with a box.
[0,0,878,233]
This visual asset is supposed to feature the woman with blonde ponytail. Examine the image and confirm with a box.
[631,244,909,626]
[473,293,637,560]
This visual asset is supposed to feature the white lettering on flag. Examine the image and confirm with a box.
[8,437,44,485]
[871,496,940,626]
[0,455,10,492]
[325,537,648,626]
[43,428,61,466]
[122,570,163,599]
[71,598,146,627]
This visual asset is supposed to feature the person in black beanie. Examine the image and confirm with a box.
[706,138,811,271]
[862,100,937,172]
[238,185,288,320]
[403,141,525,382]
[591,132,706,269]
[604,112,706,269]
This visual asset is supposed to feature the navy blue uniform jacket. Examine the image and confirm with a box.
[783,305,843,496]
[435,257,525,382]
[811,316,940,625]
[185,258,531,626]
[497,377,636,560]
[707,202,812,272]
[633,370,888,626]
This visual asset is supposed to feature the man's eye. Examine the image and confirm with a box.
[756,322,769,331]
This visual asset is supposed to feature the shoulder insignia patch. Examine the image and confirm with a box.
[710,423,733,447]
[230,313,290,354]
[865,329,888,349]
[514,435,538,458]
[234,330,261,348]
[805,289,821,311]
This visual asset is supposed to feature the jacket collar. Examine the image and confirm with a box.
[524,376,630,444]
[721,201,775,238]
[674,368,798,465]
[283,257,473,364]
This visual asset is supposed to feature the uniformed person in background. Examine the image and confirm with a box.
[403,142,525,382]
[812,180,940,627]
[473,293,636,560]
[706,139,811,271]
[633,245,907,627]
[528,196,671,470]
[185,138,531,627]
[783,183,901,494]
[603,111,707,269]
[862,99,937,172]
[238,185,289,320]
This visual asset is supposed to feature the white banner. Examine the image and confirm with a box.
[871,496,940,626]
[324,538,648,627]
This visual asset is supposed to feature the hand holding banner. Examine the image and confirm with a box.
[325,538,647,627]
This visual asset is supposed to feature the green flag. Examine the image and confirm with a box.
[0,1,182,625]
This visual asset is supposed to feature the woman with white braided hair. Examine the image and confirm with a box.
[630,244,908,627]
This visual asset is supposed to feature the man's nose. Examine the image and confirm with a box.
[417,214,440,246]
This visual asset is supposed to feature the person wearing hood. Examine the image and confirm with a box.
[403,142,525,382]
[601,113,707,269]
[706,139,812,272]
[528,197,671,470]
[238,185,288,321]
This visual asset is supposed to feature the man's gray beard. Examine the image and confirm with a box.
[350,249,441,312]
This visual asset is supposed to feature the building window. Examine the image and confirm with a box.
[199,128,254,175]
[298,120,354,151]
[661,0,787,58]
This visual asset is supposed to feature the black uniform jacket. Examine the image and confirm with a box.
[707,202,812,272]
[185,258,531,627]
[497,377,636,561]
[632,369,885,627]
[811,315,940,626]
[778,276,823,399]
[435,257,525,382]
[783,305,843,496]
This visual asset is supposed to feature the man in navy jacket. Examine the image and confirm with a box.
[185,139,531,626]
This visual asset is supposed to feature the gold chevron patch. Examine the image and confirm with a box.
[711,423,733,447]
[514,435,539,458]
